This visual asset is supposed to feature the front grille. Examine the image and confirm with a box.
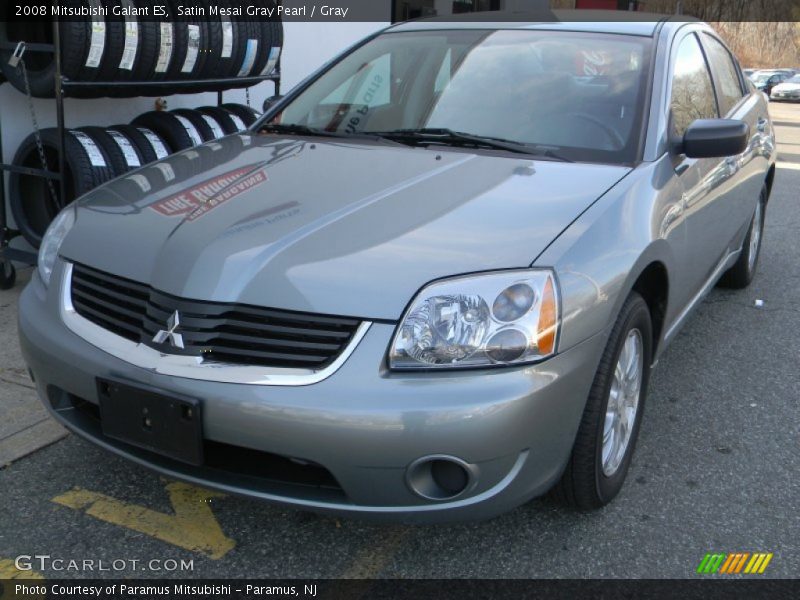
[70,262,362,370]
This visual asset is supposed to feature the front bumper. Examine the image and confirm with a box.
[18,260,605,521]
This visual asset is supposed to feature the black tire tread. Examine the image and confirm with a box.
[9,128,114,247]
[131,111,196,152]
[221,103,261,127]
[718,184,767,289]
[551,292,652,510]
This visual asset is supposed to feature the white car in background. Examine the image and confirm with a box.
[770,74,800,101]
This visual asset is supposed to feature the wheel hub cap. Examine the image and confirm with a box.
[748,201,763,272]
[602,329,643,477]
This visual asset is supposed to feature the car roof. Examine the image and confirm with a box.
[388,9,694,37]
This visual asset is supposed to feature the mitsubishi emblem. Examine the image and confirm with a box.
[152,310,185,349]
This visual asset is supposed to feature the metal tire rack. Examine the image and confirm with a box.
[0,17,281,289]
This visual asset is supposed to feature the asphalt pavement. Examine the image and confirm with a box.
[0,103,798,580]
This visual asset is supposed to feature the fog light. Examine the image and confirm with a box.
[406,455,476,501]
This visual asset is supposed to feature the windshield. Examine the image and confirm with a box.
[265,30,653,164]
[785,75,800,84]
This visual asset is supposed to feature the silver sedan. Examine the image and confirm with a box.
[19,15,776,521]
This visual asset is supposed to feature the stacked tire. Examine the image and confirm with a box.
[9,104,261,247]
[0,0,283,98]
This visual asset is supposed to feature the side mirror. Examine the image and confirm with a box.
[263,95,283,113]
[682,119,749,159]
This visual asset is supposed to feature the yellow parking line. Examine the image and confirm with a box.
[51,482,235,559]
[0,558,45,579]
[339,527,410,579]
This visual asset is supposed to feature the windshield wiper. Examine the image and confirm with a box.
[260,123,406,146]
[259,123,353,138]
[368,128,573,161]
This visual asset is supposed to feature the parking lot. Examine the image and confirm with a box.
[1,102,799,581]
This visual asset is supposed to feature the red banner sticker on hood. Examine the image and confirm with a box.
[150,164,268,220]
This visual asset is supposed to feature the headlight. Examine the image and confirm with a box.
[37,207,75,286]
[389,270,559,369]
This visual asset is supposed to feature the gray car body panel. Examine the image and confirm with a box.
[20,264,605,521]
[18,18,776,520]
[59,137,630,321]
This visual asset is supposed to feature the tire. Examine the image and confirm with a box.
[131,7,160,81]
[233,18,262,78]
[267,20,284,75]
[552,292,653,509]
[10,128,115,247]
[719,184,767,289]
[92,0,126,84]
[0,4,93,98]
[131,111,199,152]
[248,2,276,78]
[197,106,241,134]
[101,0,157,86]
[102,127,147,171]
[172,1,208,81]
[76,126,131,176]
[170,109,218,142]
[221,103,261,127]
[197,0,224,81]
[156,16,187,81]
[215,0,248,79]
[107,124,162,164]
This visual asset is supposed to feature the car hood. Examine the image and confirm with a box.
[773,82,800,91]
[61,134,629,320]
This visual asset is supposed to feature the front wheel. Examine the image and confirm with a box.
[552,292,652,509]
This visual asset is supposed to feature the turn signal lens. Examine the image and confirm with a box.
[537,276,557,355]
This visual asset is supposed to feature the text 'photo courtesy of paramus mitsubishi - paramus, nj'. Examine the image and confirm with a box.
[19,12,776,521]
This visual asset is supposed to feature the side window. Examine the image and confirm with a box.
[670,34,718,138]
[703,35,745,115]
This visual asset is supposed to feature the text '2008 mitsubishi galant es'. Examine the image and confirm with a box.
[19,14,776,521]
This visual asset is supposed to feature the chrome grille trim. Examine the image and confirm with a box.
[60,262,372,386]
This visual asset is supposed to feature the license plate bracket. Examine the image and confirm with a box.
[97,379,203,466]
